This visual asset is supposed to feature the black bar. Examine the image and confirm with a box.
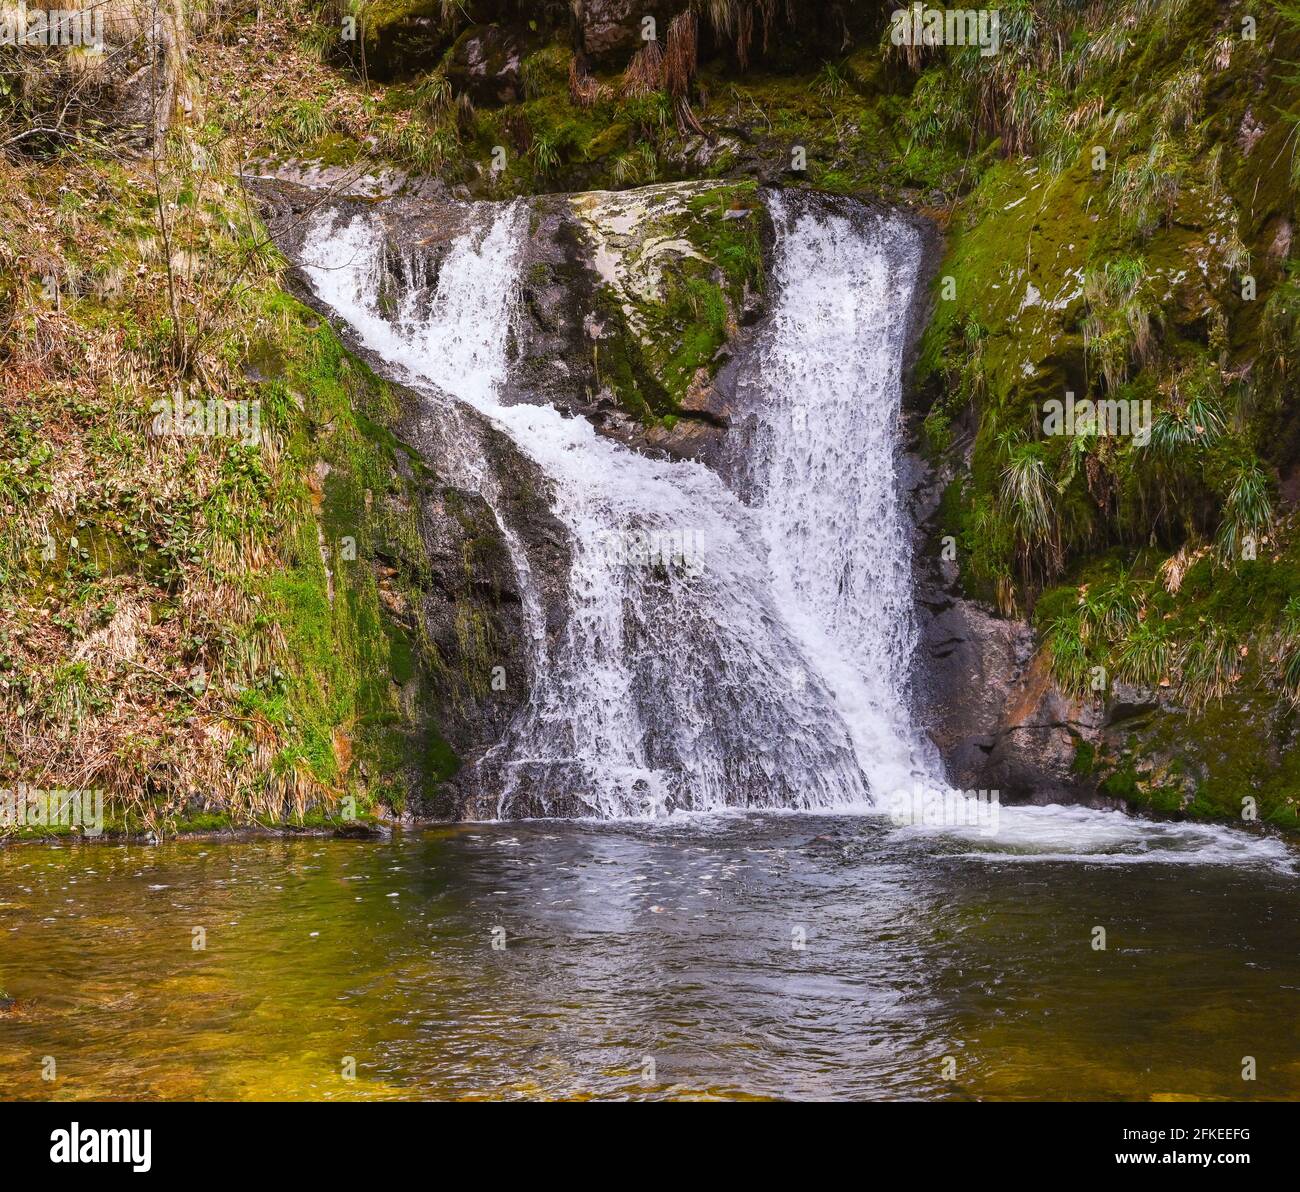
[0,1102,1290,1178]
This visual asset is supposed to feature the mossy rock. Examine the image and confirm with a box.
[445,24,523,107]
[568,180,765,414]
[359,0,471,80]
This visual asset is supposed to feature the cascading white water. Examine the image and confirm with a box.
[301,200,902,817]
[743,195,937,799]
[292,191,1289,867]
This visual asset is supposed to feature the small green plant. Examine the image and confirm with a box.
[1081,257,1158,388]
[275,100,331,150]
[1046,607,1094,694]
[298,19,334,63]
[1159,66,1203,133]
[610,142,658,186]
[1215,457,1273,564]
[530,132,561,177]
[1116,616,1175,688]
[1149,393,1225,458]
[1104,255,1145,299]
[1076,570,1143,643]
[1220,227,1250,276]
[1109,135,1185,237]
[1177,624,1242,711]
[999,438,1061,581]
[412,72,453,115]
[815,60,853,99]
[1273,596,1300,704]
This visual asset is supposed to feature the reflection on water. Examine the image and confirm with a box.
[1,811,1296,1101]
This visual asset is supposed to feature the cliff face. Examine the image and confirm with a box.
[342,0,1300,828]
[250,171,787,815]
[3,2,1297,831]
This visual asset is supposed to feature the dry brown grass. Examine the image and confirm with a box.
[665,10,698,99]
[621,39,665,97]
[0,14,371,834]
[568,55,609,108]
[1159,543,1207,595]
[665,9,706,133]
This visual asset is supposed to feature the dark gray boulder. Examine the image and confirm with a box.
[445,24,524,105]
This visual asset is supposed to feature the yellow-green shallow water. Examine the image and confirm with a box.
[1,810,1297,1100]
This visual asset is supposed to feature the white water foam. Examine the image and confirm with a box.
[914,803,1293,869]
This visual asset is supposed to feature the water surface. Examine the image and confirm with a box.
[2,810,1296,1101]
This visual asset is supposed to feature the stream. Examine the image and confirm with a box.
[1,813,1294,1101]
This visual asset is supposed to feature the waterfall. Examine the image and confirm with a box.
[743,194,938,799]
[299,191,938,818]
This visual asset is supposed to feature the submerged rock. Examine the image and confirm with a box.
[332,819,388,839]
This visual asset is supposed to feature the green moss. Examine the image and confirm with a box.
[662,277,728,394]
[423,729,461,785]
[584,121,630,161]
[1157,700,1300,830]
[1099,759,1141,803]
[229,300,468,815]
[921,406,953,456]
[177,812,234,833]
[683,184,765,300]
[520,43,570,100]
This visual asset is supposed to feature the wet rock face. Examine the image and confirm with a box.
[917,593,1033,787]
[503,180,773,467]
[400,398,571,817]
[251,177,572,818]
[909,457,1196,814]
[907,425,1110,805]
[915,586,1118,805]
[984,656,1107,803]
[913,535,1299,816]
